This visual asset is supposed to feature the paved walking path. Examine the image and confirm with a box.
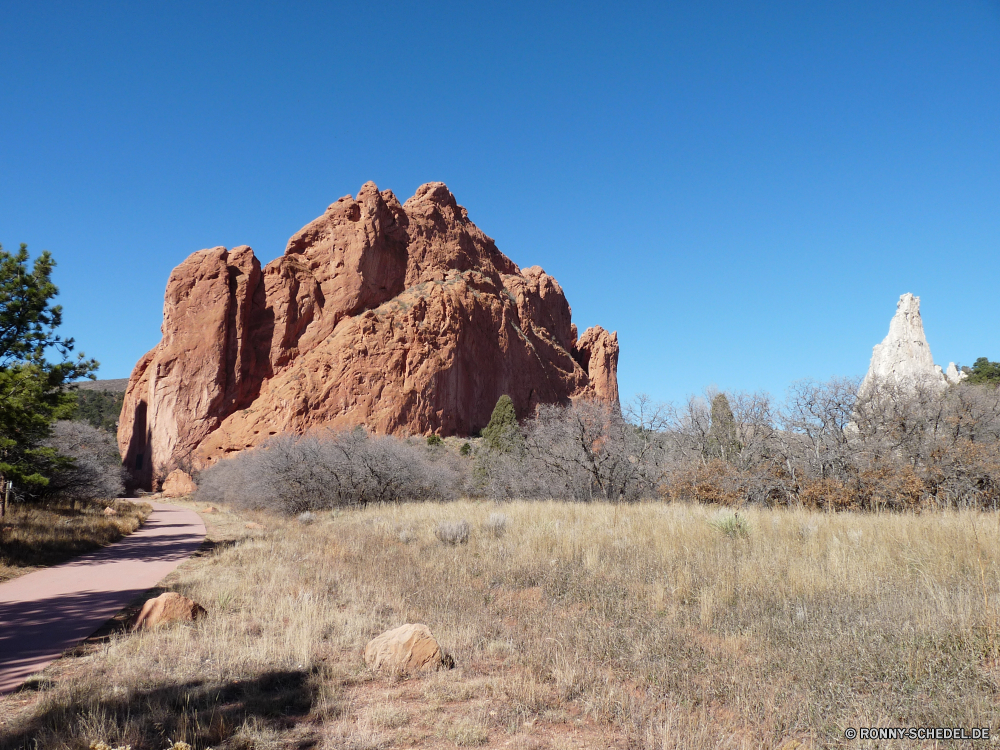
[0,502,205,694]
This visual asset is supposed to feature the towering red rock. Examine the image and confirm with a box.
[119,182,620,488]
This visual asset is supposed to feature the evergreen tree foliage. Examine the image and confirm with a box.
[71,390,125,434]
[481,394,522,453]
[708,393,741,461]
[965,357,1000,385]
[0,244,97,494]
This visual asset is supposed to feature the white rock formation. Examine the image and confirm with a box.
[945,361,968,385]
[861,293,960,392]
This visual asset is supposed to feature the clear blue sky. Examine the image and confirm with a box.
[2,1,997,406]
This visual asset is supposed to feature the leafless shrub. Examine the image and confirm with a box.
[435,520,471,545]
[41,420,127,501]
[195,429,464,515]
[653,377,1000,511]
[511,399,665,502]
[483,512,509,538]
[200,378,1000,513]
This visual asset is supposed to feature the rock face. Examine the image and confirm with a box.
[119,182,619,489]
[364,623,454,673]
[131,592,207,630]
[861,293,962,392]
[160,469,197,497]
[945,361,968,386]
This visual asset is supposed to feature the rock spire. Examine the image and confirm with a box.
[860,293,965,392]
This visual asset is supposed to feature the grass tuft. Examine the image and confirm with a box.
[435,519,471,545]
[708,510,751,538]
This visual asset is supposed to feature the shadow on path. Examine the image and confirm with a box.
[0,502,205,694]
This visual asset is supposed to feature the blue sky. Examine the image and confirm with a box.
[1,1,997,406]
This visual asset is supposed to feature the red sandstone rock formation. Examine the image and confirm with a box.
[160,469,197,498]
[131,592,207,631]
[119,182,619,489]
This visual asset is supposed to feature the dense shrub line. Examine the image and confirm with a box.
[195,429,465,514]
[193,376,1000,513]
[655,376,1000,510]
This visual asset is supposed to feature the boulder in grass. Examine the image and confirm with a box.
[103,506,118,516]
[161,469,197,498]
[131,592,207,631]
[364,623,455,673]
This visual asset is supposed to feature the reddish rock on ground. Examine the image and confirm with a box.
[160,469,197,498]
[119,182,620,489]
[364,623,454,673]
[131,591,207,630]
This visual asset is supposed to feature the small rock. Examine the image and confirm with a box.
[161,469,197,498]
[364,623,455,673]
[202,506,217,514]
[245,522,265,530]
[131,592,207,631]
[103,506,118,516]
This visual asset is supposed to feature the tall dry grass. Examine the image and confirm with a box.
[0,499,150,582]
[2,501,998,749]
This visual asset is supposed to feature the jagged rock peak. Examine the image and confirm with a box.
[861,293,964,391]
[118,181,620,490]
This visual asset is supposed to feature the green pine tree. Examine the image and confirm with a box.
[481,395,522,453]
[708,393,741,462]
[965,357,1000,385]
[0,244,97,499]
[71,389,126,433]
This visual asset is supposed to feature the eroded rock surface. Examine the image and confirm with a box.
[131,592,207,630]
[119,182,619,488]
[364,623,454,673]
[945,361,968,385]
[861,293,962,392]
[160,469,197,498]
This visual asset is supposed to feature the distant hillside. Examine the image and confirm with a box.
[73,378,129,393]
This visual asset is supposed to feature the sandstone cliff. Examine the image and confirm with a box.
[119,182,619,489]
[860,293,964,393]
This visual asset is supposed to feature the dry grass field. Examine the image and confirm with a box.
[1,500,998,749]
[0,499,151,583]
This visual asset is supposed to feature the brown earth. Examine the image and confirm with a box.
[119,181,619,489]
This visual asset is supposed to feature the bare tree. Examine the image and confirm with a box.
[523,400,663,501]
[779,377,859,485]
[42,420,126,501]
